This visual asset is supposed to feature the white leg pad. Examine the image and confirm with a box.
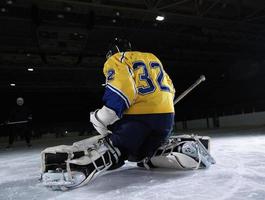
[40,135,121,190]
[148,134,215,170]
[151,152,198,169]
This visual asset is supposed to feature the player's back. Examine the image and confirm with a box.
[123,51,175,114]
[103,51,175,115]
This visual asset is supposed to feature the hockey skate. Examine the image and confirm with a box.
[40,135,121,190]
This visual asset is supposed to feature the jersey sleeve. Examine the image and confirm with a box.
[102,53,137,118]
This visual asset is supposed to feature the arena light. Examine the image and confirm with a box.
[64,6,72,12]
[10,83,16,87]
[6,0,13,5]
[156,15,165,21]
[28,68,34,72]
[57,14,64,19]
[1,8,7,12]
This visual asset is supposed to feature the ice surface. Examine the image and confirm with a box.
[0,128,265,200]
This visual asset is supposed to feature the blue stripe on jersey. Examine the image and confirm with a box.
[103,86,128,118]
[106,84,130,108]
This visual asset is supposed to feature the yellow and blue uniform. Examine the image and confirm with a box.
[103,51,175,117]
[102,51,175,160]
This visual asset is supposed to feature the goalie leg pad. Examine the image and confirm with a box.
[147,135,215,170]
[150,152,199,169]
[40,135,121,190]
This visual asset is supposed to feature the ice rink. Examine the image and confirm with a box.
[0,127,265,200]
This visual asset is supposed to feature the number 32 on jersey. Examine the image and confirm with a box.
[133,61,170,95]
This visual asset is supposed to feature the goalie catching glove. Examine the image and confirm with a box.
[90,106,119,136]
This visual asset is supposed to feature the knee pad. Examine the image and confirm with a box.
[40,135,122,190]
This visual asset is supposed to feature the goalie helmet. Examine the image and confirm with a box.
[106,37,132,59]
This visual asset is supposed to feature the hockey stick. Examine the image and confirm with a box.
[174,75,206,105]
[0,120,29,126]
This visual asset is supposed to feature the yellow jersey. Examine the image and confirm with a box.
[102,51,175,117]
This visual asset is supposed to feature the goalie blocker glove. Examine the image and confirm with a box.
[90,106,119,136]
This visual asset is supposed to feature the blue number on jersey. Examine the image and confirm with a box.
[150,62,170,92]
[107,69,115,81]
[133,61,156,95]
[133,61,170,95]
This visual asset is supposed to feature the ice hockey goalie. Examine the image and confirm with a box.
[40,38,215,190]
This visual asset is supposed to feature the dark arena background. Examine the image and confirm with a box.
[0,1,265,200]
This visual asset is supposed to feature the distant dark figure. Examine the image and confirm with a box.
[6,97,32,148]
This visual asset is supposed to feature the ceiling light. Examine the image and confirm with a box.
[10,83,16,87]
[116,11,120,16]
[156,15,165,21]
[1,8,7,12]
[28,68,34,72]
[57,14,64,19]
[112,19,117,23]
[64,6,72,12]
[6,0,13,5]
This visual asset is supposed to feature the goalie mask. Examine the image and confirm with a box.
[106,37,132,59]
